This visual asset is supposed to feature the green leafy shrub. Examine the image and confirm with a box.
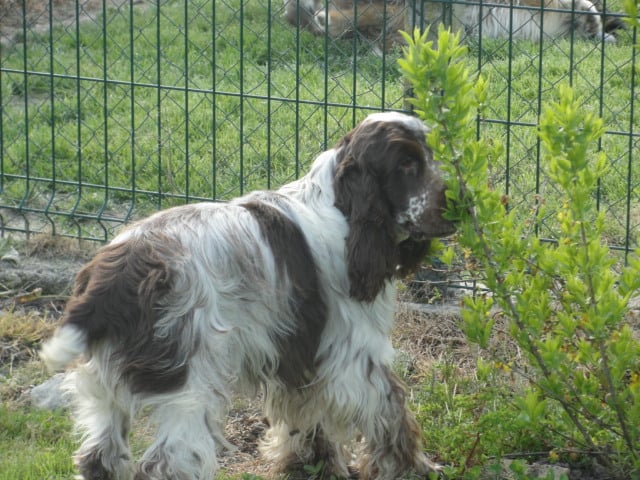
[399,26,640,478]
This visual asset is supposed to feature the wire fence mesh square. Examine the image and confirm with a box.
[0,0,637,257]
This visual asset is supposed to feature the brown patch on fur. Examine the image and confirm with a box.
[396,238,434,278]
[242,199,327,389]
[63,232,191,394]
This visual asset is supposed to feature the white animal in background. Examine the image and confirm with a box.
[283,0,624,45]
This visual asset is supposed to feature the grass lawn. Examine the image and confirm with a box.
[0,403,76,479]
[0,0,637,245]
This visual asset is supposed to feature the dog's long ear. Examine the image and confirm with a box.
[334,133,397,302]
[396,238,432,277]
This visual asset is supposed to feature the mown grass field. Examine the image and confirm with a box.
[0,0,637,243]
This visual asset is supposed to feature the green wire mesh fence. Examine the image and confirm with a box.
[0,0,637,257]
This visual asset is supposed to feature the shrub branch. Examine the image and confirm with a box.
[399,26,640,476]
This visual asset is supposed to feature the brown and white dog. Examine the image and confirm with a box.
[283,0,624,46]
[40,111,455,480]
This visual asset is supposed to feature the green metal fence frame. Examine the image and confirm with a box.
[0,0,637,257]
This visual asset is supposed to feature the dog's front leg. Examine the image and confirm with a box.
[358,366,441,480]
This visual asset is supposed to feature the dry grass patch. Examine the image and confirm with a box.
[23,234,97,261]
[0,311,55,370]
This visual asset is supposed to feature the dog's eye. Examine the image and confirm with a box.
[398,156,418,175]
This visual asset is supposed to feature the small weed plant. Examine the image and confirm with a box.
[399,27,640,478]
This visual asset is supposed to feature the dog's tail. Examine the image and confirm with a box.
[40,235,178,373]
[39,247,105,372]
[40,257,95,371]
[40,323,88,371]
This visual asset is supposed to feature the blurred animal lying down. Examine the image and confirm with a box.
[283,0,625,49]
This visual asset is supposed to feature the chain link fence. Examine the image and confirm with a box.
[0,0,637,256]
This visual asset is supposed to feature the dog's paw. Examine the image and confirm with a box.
[413,453,444,477]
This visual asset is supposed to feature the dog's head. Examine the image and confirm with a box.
[334,111,455,301]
